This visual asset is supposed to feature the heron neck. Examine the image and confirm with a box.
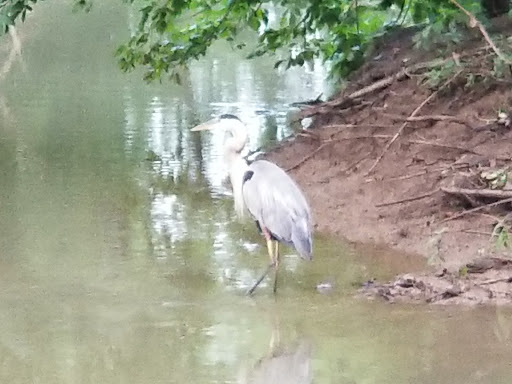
[225,123,248,154]
[228,154,249,218]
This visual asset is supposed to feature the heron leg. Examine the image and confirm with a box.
[247,238,275,296]
[273,242,280,294]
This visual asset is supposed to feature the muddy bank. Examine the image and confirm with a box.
[266,28,512,305]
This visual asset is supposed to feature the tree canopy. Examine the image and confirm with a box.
[1,0,510,83]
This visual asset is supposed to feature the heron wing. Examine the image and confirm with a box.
[242,160,313,259]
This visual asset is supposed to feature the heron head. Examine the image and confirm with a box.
[190,114,244,132]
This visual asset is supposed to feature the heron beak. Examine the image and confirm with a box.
[190,118,219,132]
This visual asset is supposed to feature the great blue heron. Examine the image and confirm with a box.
[191,114,313,294]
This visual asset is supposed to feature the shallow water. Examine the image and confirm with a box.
[1,2,512,383]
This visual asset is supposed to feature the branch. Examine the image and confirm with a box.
[323,123,395,130]
[439,197,512,224]
[449,0,512,65]
[299,58,450,118]
[405,139,481,155]
[285,135,391,172]
[441,187,512,199]
[383,113,474,128]
[375,189,439,208]
[285,142,330,172]
[365,69,463,176]
[479,277,512,286]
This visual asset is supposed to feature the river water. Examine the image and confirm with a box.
[1,2,512,383]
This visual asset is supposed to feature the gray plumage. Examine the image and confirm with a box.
[191,114,314,294]
[242,160,313,260]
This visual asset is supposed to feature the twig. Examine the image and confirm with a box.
[405,139,480,155]
[285,135,391,172]
[442,187,512,199]
[439,197,512,224]
[340,150,372,174]
[383,113,473,128]
[286,143,330,172]
[449,0,512,66]
[366,163,470,183]
[458,229,494,236]
[479,277,512,286]
[375,189,439,207]
[365,69,463,176]
[323,123,396,130]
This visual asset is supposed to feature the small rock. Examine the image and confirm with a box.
[435,268,447,278]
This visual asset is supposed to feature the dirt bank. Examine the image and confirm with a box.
[266,28,512,305]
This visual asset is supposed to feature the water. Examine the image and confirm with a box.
[1,2,512,383]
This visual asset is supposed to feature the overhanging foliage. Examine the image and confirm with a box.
[0,0,507,82]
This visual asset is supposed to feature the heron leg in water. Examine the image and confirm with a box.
[273,241,280,294]
[247,227,277,295]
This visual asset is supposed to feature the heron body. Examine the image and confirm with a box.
[191,114,313,294]
[243,160,313,259]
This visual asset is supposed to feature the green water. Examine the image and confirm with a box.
[1,2,512,383]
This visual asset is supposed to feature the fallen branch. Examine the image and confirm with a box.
[405,139,481,155]
[439,197,512,224]
[365,69,464,176]
[479,277,512,286]
[300,58,450,118]
[289,93,323,107]
[383,113,473,128]
[285,135,391,172]
[449,0,512,66]
[458,229,494,236]
[375,189,439,207]
[285,142,330,172]
[340,150,372,174]
[442,187,512,200]
[323,123,396,130]
[365,163,470,183]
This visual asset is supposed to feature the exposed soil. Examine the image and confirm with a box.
[265,26,512,306]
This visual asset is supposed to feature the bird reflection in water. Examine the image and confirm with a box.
[237,327,313,384]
